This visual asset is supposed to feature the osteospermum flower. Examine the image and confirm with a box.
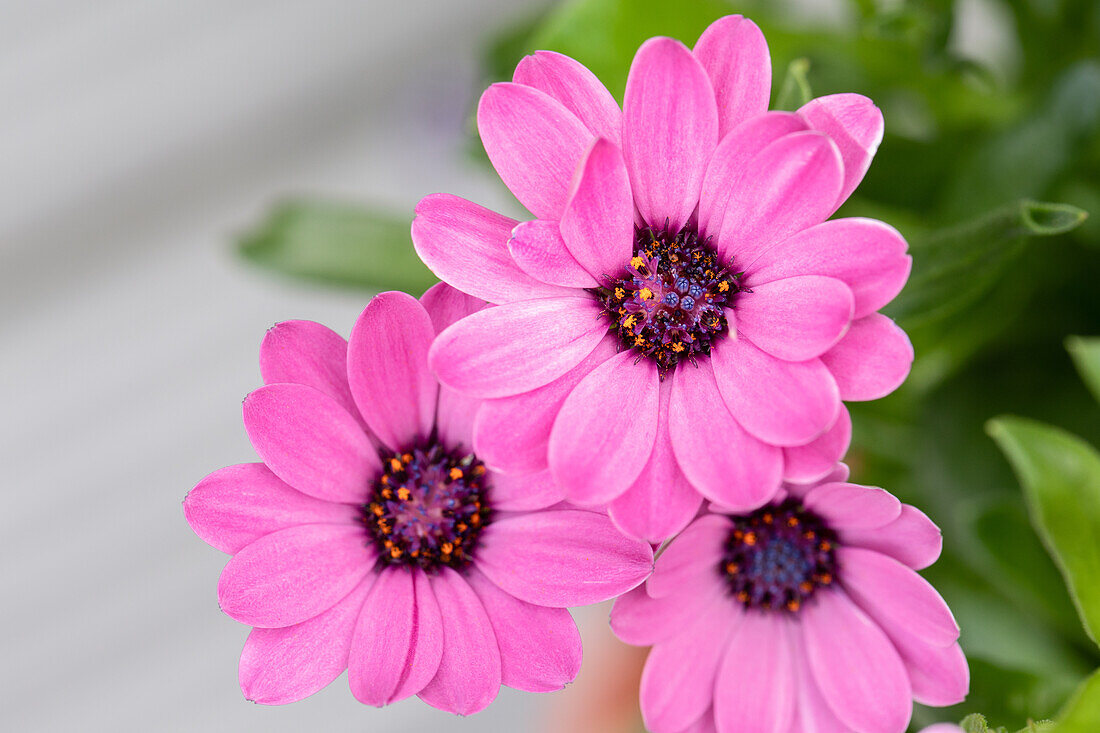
[610,467,968,733]
[413,14,913,543]
[183,285,653,712]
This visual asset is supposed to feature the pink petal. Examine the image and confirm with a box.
[427,287,486,449]
[744,218,911,319]
[714,131,843,268]
[466,567,581,693]
[347,292,438,452]
[801,482,902,530]
[782,407,851,485]
[475,509,653,607]
[698,111,809,238]
[887,629,969,706]
[647,513,730,598]
[681,710,719,733]
[473,335,618,473]
[348,567,444,706]
[623,37,719,232]
[714,611,796,733]
[821,313,914,401]
[430,296,607,399]
[737,276,854,362]
[842,505,943,570]
[508,219,598,288]
[669,361,783,510]
[185,463,358,554]
[791,629,850,733]
[260,320,361,429]
[489,469,566,512]
[802,591,912,733]
[550,351,660,505]
[610,580,727,646]
[418,568,502,715]
[217,524,375,628]
[711,336,840,447]
[839,547,959,647]
[560,138,634,279]
[478,82,592,219]
[642,611,739,733]
[420,281,486,333]
[243,383,379,503]
[412,193,570,304]
[240,574,375,705]
[798,94,884,208]
[693,15,771,139]
[609,380,704,543]
[512,50,621,145]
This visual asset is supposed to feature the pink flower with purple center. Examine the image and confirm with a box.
[183,284,654,712]
[413,14,914,543]
[610,467,968,733]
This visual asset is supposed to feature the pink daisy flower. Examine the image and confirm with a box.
[183,284,654,713]
[610,466,968,733]
[413,14,913,543]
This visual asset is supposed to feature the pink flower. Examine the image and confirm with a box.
[183,285,654,712]
[610,467,968,733]
[413,14,914,543]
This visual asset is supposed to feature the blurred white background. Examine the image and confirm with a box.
[0,1,572,730]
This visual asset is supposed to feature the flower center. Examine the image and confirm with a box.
[361,442,491,572]
[719,499,837,613]
[593,226,740,377]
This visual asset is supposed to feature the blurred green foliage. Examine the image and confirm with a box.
[236,0,1099,728]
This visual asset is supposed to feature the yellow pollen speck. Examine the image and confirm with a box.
[473,465,486,476]
[384,540,394,548]
[396,487,410,501]
[401,453,413,463]
[614,287,625,299]
[390,547,403,558]
[622,315,636,329]
[820,573,833,585]
[381,488,393,499]
[800,582,813,593]
[449,467,463,480]
[389,458,403,472]
[470,513,481,525]
[787,599,801,612]
[763,513,774,524]
[804,530,816,540]
[371,504,383,516]
[819,541,832,551]
[726,562,739,575]
[787,516,800,527]
[718,281,730,292]
[634,336,647,347]
[631,256,646,269]
[441,542,454,555]
[457,523,468,532]
[737,591,750,603]
[639,288,654,300]
[743,531,757,546]
[671,342,685,353]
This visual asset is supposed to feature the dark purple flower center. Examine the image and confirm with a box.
[592,226,740,378]
[361,442,491,572]
[720,499,837,613]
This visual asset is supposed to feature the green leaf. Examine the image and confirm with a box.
[1067,337,1100,406]
[987,417,1100,649]
[237,200,436,293]
[1021,201,1090,236]
[774,57,812,111]
[1054,668,1100,732]
[969,498,1086,641]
